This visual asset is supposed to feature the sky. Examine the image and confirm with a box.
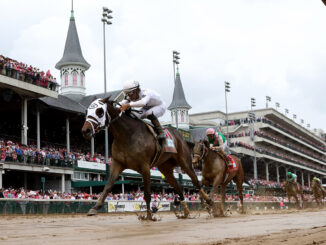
[1,0,326,131]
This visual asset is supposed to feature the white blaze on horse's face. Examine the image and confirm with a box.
[86,99,109,135]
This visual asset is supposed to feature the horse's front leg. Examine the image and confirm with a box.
[141,168,153,221]
[88,160,123,216]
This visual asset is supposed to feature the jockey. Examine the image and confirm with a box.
[119,80,166,139]
[313,176,322,187]
[287,172,297,183]
[206,128,232,167]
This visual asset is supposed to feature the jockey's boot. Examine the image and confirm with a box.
[147,114,165,140]
[220,150,233,168]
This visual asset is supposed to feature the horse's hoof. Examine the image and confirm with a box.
[87,209,97,216]
[137,213,158,221]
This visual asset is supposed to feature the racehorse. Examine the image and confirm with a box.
[282,181,304,208]
[81,97,213,220]
[192,139,245,216]
[311,179,326,207]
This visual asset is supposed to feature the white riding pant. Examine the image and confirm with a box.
[139,102,166,119]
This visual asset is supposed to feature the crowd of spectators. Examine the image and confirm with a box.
[0,138,105,168]
[225,117,326,152]
[231,141,326,172]
[229,130,326,163]
[0,55,58,92]
[0,137,191,177]
[1,188,318,204]
[248,178,282,188]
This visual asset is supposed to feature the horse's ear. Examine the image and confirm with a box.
[91,96,97,103]
[101,95,111,104]
[193,139,197,144]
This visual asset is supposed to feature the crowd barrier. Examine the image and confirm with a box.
[0,199,319,215]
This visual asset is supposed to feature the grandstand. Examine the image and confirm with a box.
[189,108,326,188]
[0,5,325,197]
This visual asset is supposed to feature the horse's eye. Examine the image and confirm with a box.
[96,108,104,118]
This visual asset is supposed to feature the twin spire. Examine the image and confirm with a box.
[168,69,191,110]
[55,0,90,70]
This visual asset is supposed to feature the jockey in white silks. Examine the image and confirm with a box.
[119,80,167,139]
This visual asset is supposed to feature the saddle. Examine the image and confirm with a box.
[215,150,238,174]
[124,111,177,167]
[144,122,177,168]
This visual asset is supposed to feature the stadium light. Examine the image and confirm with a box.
[250,97,257,180]
[102,7,113,179]
[266,96,271,108]
[285,108,289,116]
[275,102,280,111]
[225,81,231,154]
[250,97,256,110]
[172,50,180,130]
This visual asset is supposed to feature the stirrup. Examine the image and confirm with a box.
[157,132,165,140]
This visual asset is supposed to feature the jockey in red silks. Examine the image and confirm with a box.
[119,80,166,140]
[206,128,233,168]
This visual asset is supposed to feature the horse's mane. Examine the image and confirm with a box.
[200,139,209,148]
[107,100,145,124]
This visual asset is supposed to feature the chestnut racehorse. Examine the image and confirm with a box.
[192,139,245,216]
[282,181,304,208]
[311,179,326,207]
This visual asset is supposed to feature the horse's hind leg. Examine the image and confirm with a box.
[233,174,245,214]
[88,159,124,215]
[294,196,300,209]
[158,163,190,218]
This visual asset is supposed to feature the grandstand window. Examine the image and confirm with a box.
[72,72,77,85]
[181,111,184,123]
[64,73,68,86]
[74,172,81,179]
[80,74,84,86]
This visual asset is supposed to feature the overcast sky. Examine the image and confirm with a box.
[1,0,326,131]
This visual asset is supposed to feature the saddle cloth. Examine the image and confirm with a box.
[144,123,177,153]
[227,155,238,174]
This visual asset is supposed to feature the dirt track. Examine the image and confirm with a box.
[0,209,326,245]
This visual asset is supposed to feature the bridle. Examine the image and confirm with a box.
[85,100,126,136]
[193,143,206,162]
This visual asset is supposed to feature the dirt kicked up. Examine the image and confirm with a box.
[0,208,325,245]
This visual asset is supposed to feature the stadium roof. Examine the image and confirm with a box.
[39,90,123,114]
[39,95,86,114]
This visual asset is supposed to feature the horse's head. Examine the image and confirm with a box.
[192,139,209,167]
[311,179,317,189]
[282,181,288,191]
[82,96,119,140]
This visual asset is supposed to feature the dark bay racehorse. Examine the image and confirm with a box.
[282,181,304,208]
[192,139,245,216]
[311,179,326,207]
[81,97,213,220]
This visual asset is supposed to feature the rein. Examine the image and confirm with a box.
[86,99,146,136]
[194,143,206,161]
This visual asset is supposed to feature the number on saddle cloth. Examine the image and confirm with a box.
[143,123,177,153]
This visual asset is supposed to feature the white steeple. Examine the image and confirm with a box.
[55,3,90,102]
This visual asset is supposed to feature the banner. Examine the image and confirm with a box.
[77,160,106,171]
[107,201,170,212]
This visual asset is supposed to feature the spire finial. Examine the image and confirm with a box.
[71,0,74,19]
